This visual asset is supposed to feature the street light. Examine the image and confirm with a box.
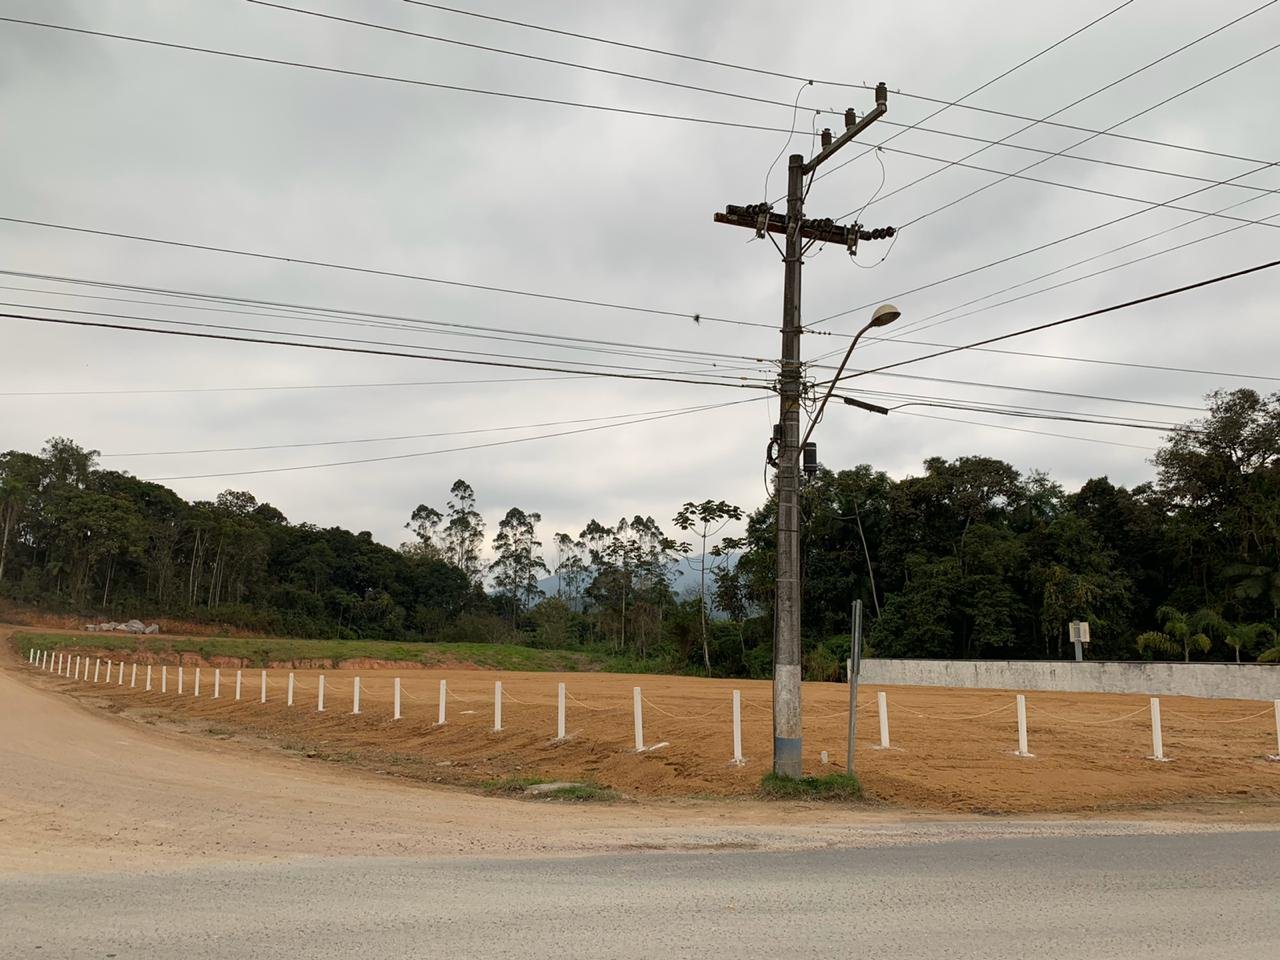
[799,303,901,451]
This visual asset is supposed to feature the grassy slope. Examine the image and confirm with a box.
[10,631,660,674]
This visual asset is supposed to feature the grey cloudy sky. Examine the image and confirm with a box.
[3,0,1278,556]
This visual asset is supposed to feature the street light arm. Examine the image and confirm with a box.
[799,317,876,450]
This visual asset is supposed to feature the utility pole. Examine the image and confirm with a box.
[715,82,896,778]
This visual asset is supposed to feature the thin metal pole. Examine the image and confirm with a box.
[847,599,862,774]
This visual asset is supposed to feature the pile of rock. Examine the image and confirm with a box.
[84,619,160,635]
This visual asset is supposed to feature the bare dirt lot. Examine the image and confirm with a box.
[17,634,1280,815]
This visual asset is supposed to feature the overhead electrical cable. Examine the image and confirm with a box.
[809,156,1279,329]
[139,398,764,481]
[0,212,770,331]
[102,401,745,456]
[397,0,1272,169]
[818,257,1280,387]
[0,311,777,391]
[0,300,772,383]
[897,410,1157,451]
[873,30,1280,229]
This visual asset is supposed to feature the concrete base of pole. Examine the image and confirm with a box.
[772,736,802,775]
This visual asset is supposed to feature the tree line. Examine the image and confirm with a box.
[1,388,1277,674]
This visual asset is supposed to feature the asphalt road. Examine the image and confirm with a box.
[7,830,1279,959]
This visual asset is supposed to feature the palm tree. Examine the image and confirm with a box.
[1225,563,1280,621]
[1136,604,1213,662]
[1238,623,1279,663]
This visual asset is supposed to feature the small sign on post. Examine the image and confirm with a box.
[1069,621,1091,662]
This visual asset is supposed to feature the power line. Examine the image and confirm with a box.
[139,398,763,481]
[0,280,770,371]
[878,189,1276,342]
[1,311,777,391]
[897,410,1157,451]
[0,212,774,332]
[0,375,583,398]
[0,299,773,384]
[879,28,1280,229]
[871,398,1190,433]
[809,156,1279,329]
[399,0,1275,169]
[840,387,1191,427]
[265,0,1144,204]
[820,256,1280,387]
[102,401,740,456]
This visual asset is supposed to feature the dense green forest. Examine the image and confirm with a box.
[2,389,1277,675]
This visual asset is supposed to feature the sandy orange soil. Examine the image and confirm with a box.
[17,635,1280,815]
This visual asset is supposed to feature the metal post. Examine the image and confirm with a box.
[772,152,806,779]
[847,599,862,774]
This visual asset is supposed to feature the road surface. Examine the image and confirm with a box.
[6,832,1279,959]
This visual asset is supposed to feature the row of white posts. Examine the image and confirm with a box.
[27,648,684,756]
[27,647,1280,763]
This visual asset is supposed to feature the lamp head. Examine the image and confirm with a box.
[870,303,901,327]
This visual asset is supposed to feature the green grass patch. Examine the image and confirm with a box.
[759,771,863,802]
[11,631,659,675]
[481,775,618,802]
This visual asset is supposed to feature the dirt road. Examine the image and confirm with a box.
[7,645,1278,875]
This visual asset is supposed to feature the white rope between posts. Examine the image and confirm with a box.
[565,691,623,713]
[1163,706,1277,725]
[639,694,721,722]
[1033,704,1150,726]
[892,700,1017,722]
[499,689,537,705]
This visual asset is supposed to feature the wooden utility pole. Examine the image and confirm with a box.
[715,82,895,777]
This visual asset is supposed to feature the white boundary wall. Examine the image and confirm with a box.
[859,658,1280,701]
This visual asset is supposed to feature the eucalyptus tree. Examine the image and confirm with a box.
[490,507,548,621]
[673,500,742,672]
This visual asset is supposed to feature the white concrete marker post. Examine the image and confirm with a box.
[105,659,112,682]
[1149,697,1169,761]
[317,674,325,712]
[1015,694,1033,758]
[877,691,891,750]
[437,679,447,726]
[117,661,124,685]
[130,663,137,688]
[235,669,242,701]
[731,690,744,766]
[352,677,361,715]
[161,665,168,693]
[178,665,184,695]
[194,667,202,697]
[146,665,153,691]
[1269,700,1279,762]
[556,682,566,741]
[74,655,81,680]
[287,672,295,707]
[633,687,645,752]
[213,668,221,699]
[28,648,34,664]
[93,659,100,683]
[260,670,267,704]
[494,681,502,732]
[393,677,401,721]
